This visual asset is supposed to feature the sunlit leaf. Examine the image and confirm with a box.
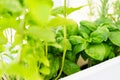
[73,42,88,55]
[59,39,72,51]
[51,5,85,16]
[80,20,98,31]
[24,0,53,25]
[85,43,106,61]
[90,26,109,43]
[28,26,55,42]
[0,31,7,44]
[48,16,77,27]
[0,0,22,13]
[109,31,120,46]
[69,36,85,45]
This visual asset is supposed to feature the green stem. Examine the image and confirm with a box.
[55,0,67,80]
[18,9,26,63]
[45,42,48,56]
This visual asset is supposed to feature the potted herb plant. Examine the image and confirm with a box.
[0,0,120,80]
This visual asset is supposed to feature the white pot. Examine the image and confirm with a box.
[60,56,120,80]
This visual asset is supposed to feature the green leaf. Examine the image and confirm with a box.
[85,43,106,61]
[104,44,112,59]
[73,42,88,55]
[109,31,120,46]
[51,5,85,16]
[48,42,62,49]
[78,30,89,39]
[59,39,72,51]
[90,26,109,43]
[66,51,76,62]
[46,54,59,80]
[0,31,7,44]
[80,20,98,31]
[0,45,5,52]
[13,32,22,45]
[24,0,53,25]
[28,26,55,42]
[48,16,77,27]
[0,0,22,13]
[108,52,115,59]
[0,17,19,30]
[39,66,50,75]
[69,36,85,45]
[79,25,91,35]
[66,22,78,36]
[63,60,80,75]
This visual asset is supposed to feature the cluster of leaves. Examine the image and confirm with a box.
[0,0,85,80]
[1,0,120,80]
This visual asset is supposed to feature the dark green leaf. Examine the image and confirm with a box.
[66,51,76,62]
[63,60,80,75]
[46,54,59,80]
[108,52,115,59]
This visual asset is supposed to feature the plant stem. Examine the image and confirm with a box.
[55,0,67,80]
[18,9,26,63]
[45,42,48,56]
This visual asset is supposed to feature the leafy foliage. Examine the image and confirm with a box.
[0,0,120,80]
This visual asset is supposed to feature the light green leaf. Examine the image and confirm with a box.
[90,26,109,43]
[0,17,19,30]
[59,39,72,51]
[109,31,120,46]
[85,43,106,61]
[24,0,53,25]
[104,44,111,59]
[51,5,85,16]
[80,20,98,31]
[39,66,50,75]
[69,36,85,45]
[63,60,80,75]
[28,26,55,42]
[48,16,77,27]
[73,42,88,55]
[0,0,22,13]
[0,32,7,44]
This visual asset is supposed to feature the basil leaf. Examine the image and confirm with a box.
[73,42,88,55]
[80,20,98,31]
[109,31,120,46]
[85,43,106,61]
[69,36,85,45]
[59,39,72,51]
[63,60,80,75]
[90,26,109,43]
